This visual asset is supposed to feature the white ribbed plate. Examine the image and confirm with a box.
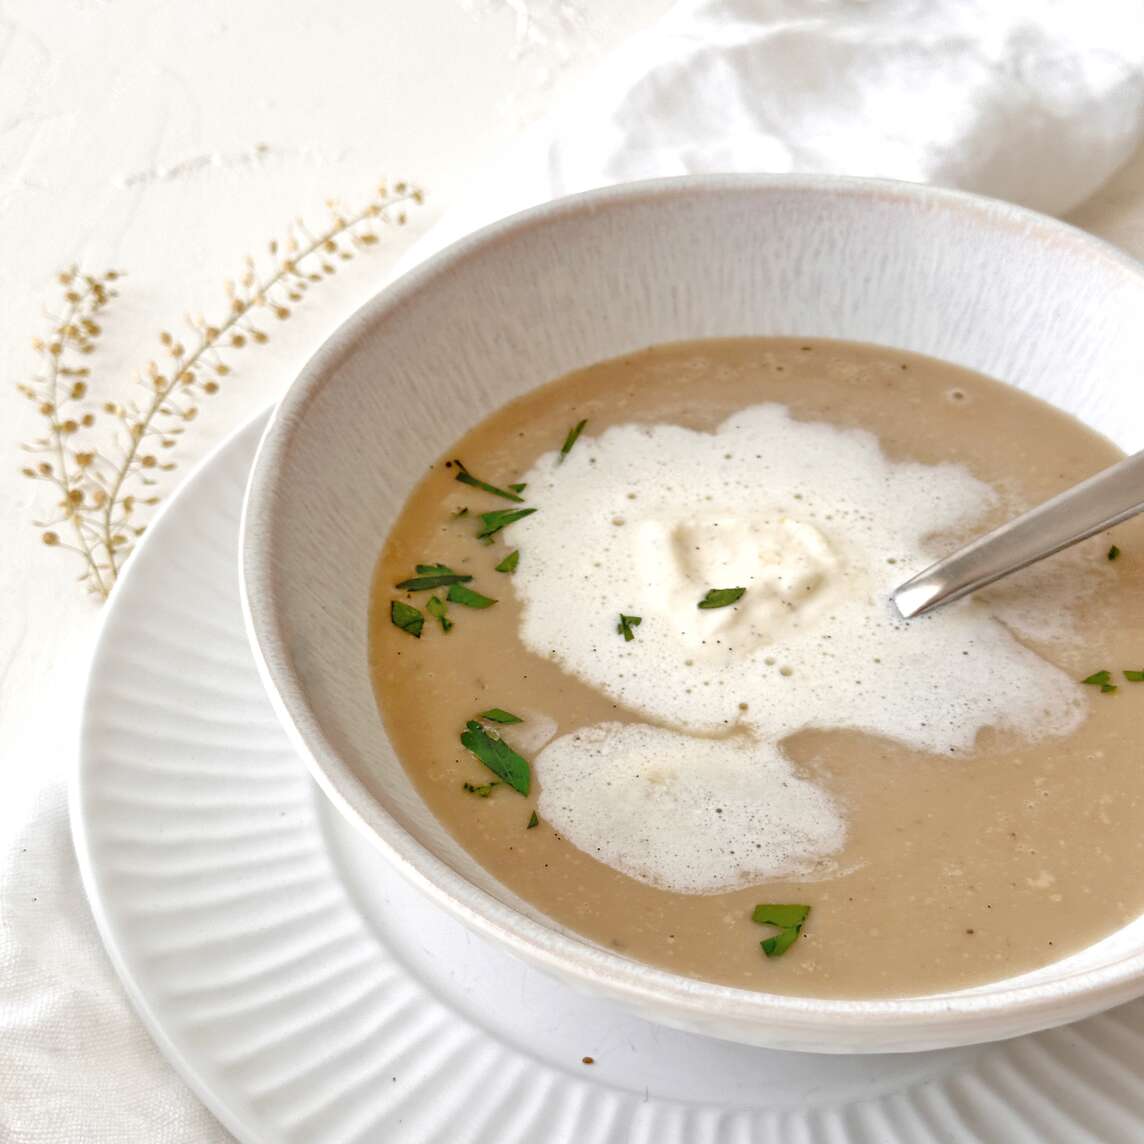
[74,413,1144,1144]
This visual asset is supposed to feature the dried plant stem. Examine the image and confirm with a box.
[47,286,111,597]
[20,182,422,598]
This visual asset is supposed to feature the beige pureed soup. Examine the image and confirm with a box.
[369,338,1144,1000]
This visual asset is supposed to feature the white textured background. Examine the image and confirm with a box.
[1,1,1143,1140]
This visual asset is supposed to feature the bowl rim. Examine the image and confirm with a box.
[240,172,1144,1041]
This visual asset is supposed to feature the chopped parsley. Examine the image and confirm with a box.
[426,595,452,632]
[752,903,810,928]
[480,708,523,724]
[617,613,642,641]
[447,583,497,608]
[477,507,537,538]
[752,903,810,958]
[452,458,525,503]
[460,719,531,795]
[1109,545,1121,561]
[462,781,499,797]
[396,564,473,591]
[495,549,520,574]
[509,482,527,494]
[527,810,539,829]
[761,929,801,958]
[698,587,746,610]
[1125,669,1144,682]
[389,600,423,638]
[558,418,587,462]
[1084,670,1120,693]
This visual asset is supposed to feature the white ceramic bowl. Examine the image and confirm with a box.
[241,175,1144,1053]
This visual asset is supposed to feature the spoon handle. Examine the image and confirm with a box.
[894,449,1144,619]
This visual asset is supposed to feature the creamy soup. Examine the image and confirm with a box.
[369,339,1144,999]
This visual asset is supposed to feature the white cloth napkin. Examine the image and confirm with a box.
[425,0,1144,253]
[4,3,1142,1142]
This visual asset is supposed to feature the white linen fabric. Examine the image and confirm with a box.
[551,0,1144,214]
[3,2,1142,1141]
[424,0,1144,257]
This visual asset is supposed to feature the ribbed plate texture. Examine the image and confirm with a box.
[75,415,1144,1143]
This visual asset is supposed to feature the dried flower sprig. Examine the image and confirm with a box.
[20,181,422,598]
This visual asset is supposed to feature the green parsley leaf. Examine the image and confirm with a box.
[762,927,802,958]
[1102,683,1119,694]
[1109,545,1121,561]
[477,507,537,538]
[527,810,539,829]
[495,549,520,574]
[480,708,523,723]
[452,459,525,503]
[698,587,746,610]
[558,418,587,462]
[390,600,423,638]
[509,482,527,493]
[751,904,810,928]
[396,569,474,591]
[752,903,810,959]
[416,563,455,574]
[460,720,531,795]
[462,781,499,797]
[426,595,452,632]
[447,583,497,608]
[617,613,642,641]
[1124,669,1144,682]
[1082,670,1112,686]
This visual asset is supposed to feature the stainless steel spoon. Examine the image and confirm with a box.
[893,449,1144,619]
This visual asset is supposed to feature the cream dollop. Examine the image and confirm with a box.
[507,405,1086,894]
[535,723,843,894]
[640,511,855,655]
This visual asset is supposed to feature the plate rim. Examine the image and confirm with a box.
[71,412,274,1144]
